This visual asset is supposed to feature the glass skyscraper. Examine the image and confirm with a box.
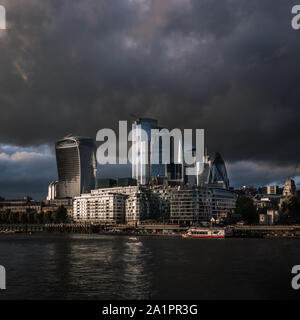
[210,152,229,189]
[131,118,166,185]
[55,135,97,198]
[195,151,230,189]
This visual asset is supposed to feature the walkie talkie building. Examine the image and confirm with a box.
[55,135,97,198]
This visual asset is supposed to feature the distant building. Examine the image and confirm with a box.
[0,197,73,218]
[196,153,212,187]
[55,135,97,198]
[131,118,184,185]
[117,178,137,187]
[258,186,267,194]
[209,152,230,189]
[43,198,73,218]
[97,179,117,189]
[283,179,296,197]
[210,188,238,218]
[46,181,59,200]
[131,118,163,185]
[259,210,280,226]
[254,195,280,211]
[196,152,230,190]
[238,186,258,196]
[267,185,278,195]
[0,198,42,214]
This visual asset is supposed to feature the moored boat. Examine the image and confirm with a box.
[182,227,234,239]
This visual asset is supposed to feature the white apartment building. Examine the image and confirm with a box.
[73,192,126,223]
[73,185,237,224]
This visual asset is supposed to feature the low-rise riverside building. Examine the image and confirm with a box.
[210,188,238,219]
[73,192,127,223]
[170,188,212,224]
[72,185,237,225]
[0,197,73,219]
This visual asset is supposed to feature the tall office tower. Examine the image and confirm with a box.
[283,179,296,196]
[209,152,229,189]
[132,118,165,185]
[196,152,212,187]
[167,136,184,183]
[55,135,97,198]
[184,146,199,186]
[131,118,184,185]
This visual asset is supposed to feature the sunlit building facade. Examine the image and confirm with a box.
[283,179,296,196]
[46,181,59,200]
[131,118,165,185]
[131,118,185,185]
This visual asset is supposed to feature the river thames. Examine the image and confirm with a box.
[0,234,299,300]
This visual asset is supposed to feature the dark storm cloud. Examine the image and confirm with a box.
[0,0,300,191]
[227,161,300,188]
[0,145,56,198]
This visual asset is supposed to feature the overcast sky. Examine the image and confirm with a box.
[0,0,300,199]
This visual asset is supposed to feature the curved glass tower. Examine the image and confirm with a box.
[210,152,229,189]
[56,135,97,198]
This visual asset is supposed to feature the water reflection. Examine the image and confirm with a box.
[1,234,300,299]
[65,235,152,299]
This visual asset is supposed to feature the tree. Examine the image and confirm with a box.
[18,213,27,224]
[281,196,300,223]
[51,211,58,223]
[44,211,53,224]
[55,206,68,223]
[36,212,44,224]
[235,196,258,224]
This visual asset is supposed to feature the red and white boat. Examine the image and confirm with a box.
[182,227,234,239]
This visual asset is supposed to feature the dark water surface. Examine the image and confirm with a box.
[0,234,299,300]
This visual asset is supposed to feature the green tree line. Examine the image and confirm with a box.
[235,195,300,225]
[0,206,68,224]
[280,196,300,224]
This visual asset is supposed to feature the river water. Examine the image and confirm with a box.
[0,234,299,300]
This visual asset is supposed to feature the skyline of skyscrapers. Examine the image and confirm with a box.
[50,119,231,196]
